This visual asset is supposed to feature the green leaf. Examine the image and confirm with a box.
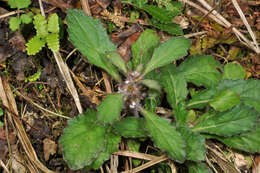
[33,14,48,37]
[8,0,31,8]
[0,108,3,116]
[66,9,121,81]
[218,125,260,153]
[143,37,190,76]
[25,69,41,82]
[174,102,188,126]
[141,108,186,162]
[151,20,183,35]
[46,33,60,52]
[187,89,215,109]
[48,13,59,33]
[89,133,121,169]
[131,29,160,70]
[139,79,161,92]
[113,117,147,138]
[177,127,206,161]
[223,63,245,80]
[127,139,142,166]
[161,64,187,108]
[192,104,258,136]
[97,94,124,124]
[9,17,21,31]
[142,5,177,23]
[59,110,106,169]
[106,51,127,74]
[177,55,222,88]
[26,36,46,55]
[209,89,240,112]
[20,13,32,24]
[187,162,212,173]
[188,79,260,112]
[144,90,161,113]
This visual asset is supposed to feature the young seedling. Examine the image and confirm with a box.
[60,9,260,172]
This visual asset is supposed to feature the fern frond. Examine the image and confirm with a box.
[46,33,59,52]
[8,0,31,9]
[9,17,21,31]
[48,13,59,33]
[26,36,46,55]
[21,13,33,24]
[33,14,48,37]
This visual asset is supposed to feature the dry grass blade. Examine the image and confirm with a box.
[122,155,168,173]
[53,51,83,113]
[231,0,259,53]
[38,0,83,114]
[0,159,10,173]
[0,75,56,173]
[180,0,260,54]
[114,151,159,161]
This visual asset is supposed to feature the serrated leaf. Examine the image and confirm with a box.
[161,64,187,108]
[143,37,190,76]
[218,125,260,153]
[67,9,121,81]
[97,94,124,124]
[106,51,127,74]
[48,13,59,33]
[113,117,147,138]
[20,13,32,24]
[141,108,186,162]
[131,29,160,70]
[8,0,31,8]
[177,127,206,161]
[177,55,222,88]
[59,110,106,170]
[46,33,59,52]
[209,89,240,112]
[26,36,46,55]
[188,79,260,112]
[187,162,212,173]
[192,104,258,136]
[89,133,121,169]
[223,63,245,80]
[187,89,215,109]
[142,5,177,23]
[33,14,48,37]
[140,79,161,92]
[144,90,161,113]
[174,102,188,126]
[151,20,183,35]
[9,17,21,31]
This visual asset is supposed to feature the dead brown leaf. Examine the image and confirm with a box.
[43,138,57,161]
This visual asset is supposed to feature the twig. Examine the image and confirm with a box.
[53,51,83,113]
[122,155,168,173]
[38,0,45,17]
[0,10,25,19]
[231,0,259,52]
[179,0,226,26]
[15,90,70,119]
[0,160,10,173]
[114,151,160,161]
[80,0,91,16]
[180,0,260,54]
[182,31,207,38]
[0,103,52,139]
[196,0,260,54]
